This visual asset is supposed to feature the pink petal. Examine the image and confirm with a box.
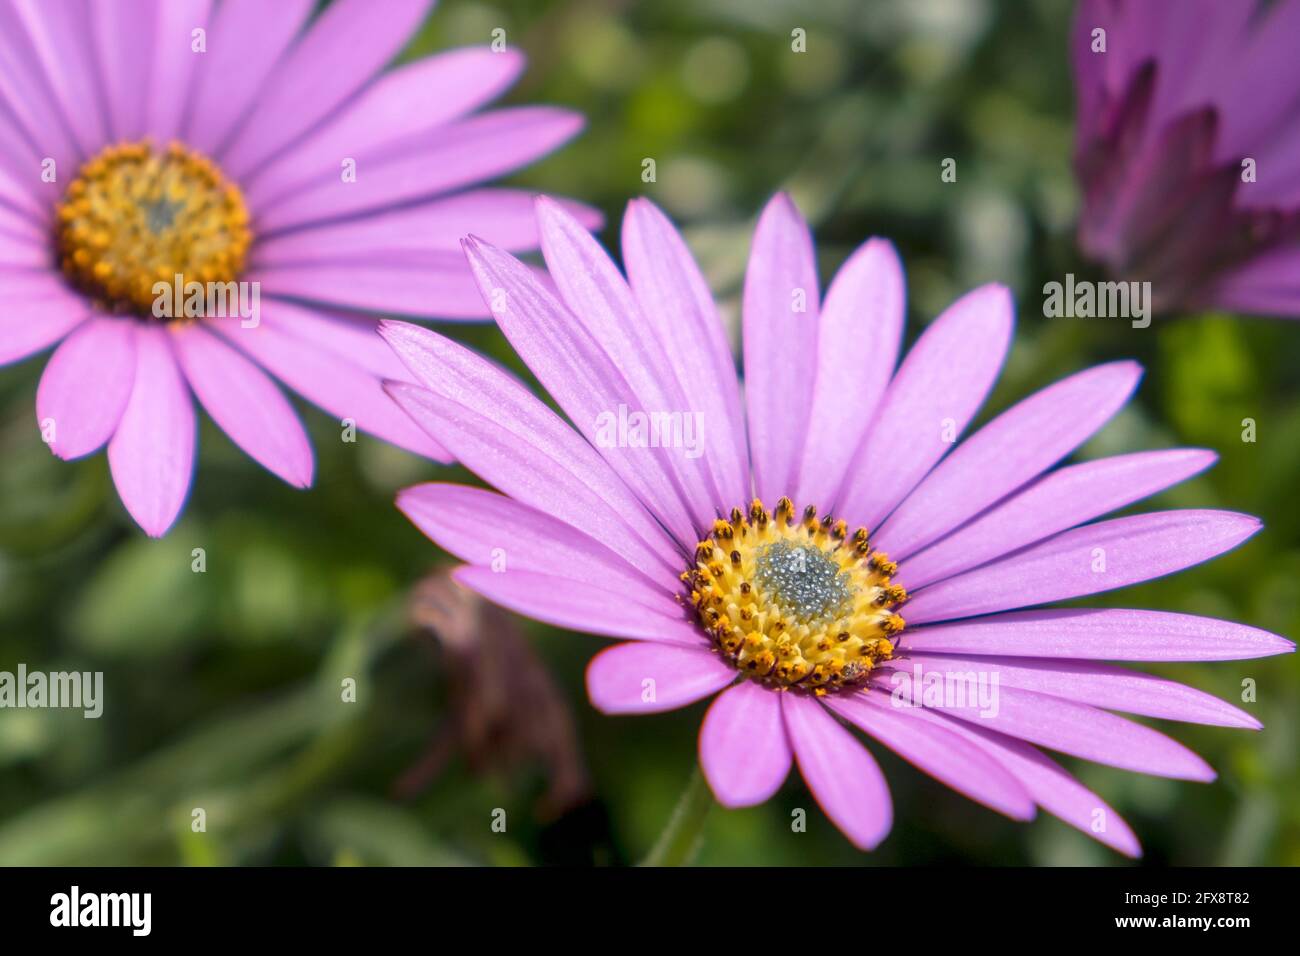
[172,324,314,488]
[620,198,749,510]
[0,160,52,221]
[89,0,155,140]
[252,190,602,263]
[743,194,820,505]
[0,197,45,239]
[0,288,90,366]
[904,653,1260,728]
[143,0,213,141]
[781,693,893,850]
[699,681,791,807]
[460,235,698,546]
[36,317,136,460]
[902,608,1294,662]
[877,361,1144,560]
[452,566,703,647]
[253,257,490,319]
[266,305,416,383]
[882,670,1216,780]
[245,47,526,203]
[0,2,80,175]
[912,705,1142,857]
[836,284,1013,533]
[536,196,718,531]
[0,229,51,268]
[219,0,434,179]
[107,326,196,537]
[396,482,669,603]
[901,448,1217,590]
[379,321,681,576]
[5,0,109,156]
[795,237,905,507]
[586,641,734,715]
[182,0,315,155]
[255,108,584,233]
[214,305,449,461]
[906,510,1262,624]
[827,691,1035,820]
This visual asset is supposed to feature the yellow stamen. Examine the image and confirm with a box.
[686,500,905,693]
[54,139,251,317]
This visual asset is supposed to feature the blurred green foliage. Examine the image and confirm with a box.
[1,0,1297,866]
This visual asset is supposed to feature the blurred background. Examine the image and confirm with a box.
[1,0,1297,866]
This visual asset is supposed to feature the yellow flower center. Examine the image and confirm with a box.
[685,497,905,695]
[55,140,251,317]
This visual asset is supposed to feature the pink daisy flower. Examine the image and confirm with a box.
[0,0,592,535]
[380,194,1293,855]
[1072,0,1300,316]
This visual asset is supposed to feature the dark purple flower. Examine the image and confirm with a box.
[1072,0,1300,316]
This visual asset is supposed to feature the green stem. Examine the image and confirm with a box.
[639,764,713,867]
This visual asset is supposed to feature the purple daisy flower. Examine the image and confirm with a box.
[1072,0,1300,316]
[0,0,592,535]
[381,194,1292,855]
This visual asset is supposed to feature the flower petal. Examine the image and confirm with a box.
[396,482,668,602]
[877,361,1144,560]
[743,194,820,505]
[107,326,196,537]
[255,108,584,233]
[264,305,415,383]
[781,693,893,850]
[89,0,155,141]
[901,449,1217,589]
[537,196,718,531]
[904,653,1260,729]
[252,190,602,263]
[254,257,490,319]
[5,0,110,156]
[0,2,81,175]
[183,0,315,155]
[215,304,449,461]
[836,284,1013,532]
[586,641,734,715]
[143,0,213,141]
[0,289,90,366]
[453,566,703,647]
[36,317,136,460]
[0,225,51,268]
[826,691,1035,820]
[245,47,526,204]
[379,319,681,575]
[698,681,791,807]
[0,196,45,239]
[621,198,748,509]
[902,608,1294,662]
[172,324,314,488]
[910,705,1141,857]
[218,0,433,178]
[906,510,1262,624]
[461,235,698,546]
[882,670,1216,781]
[795,237,905,506]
